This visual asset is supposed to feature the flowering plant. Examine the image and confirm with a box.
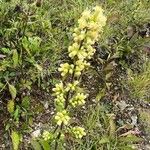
[43,6,106,149]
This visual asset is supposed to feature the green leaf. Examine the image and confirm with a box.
[22,37,31,56]
[40,140,51,150]
[99,136,110,144]
[9,84,17,100]
[13,107,20,120]
[119,135,143,143]
[21,96,30,109]
[11,131,20,150]
[121,145,135,150]
[29,117,33,126]
[0,82,4,88]
[96,88,105,101]
[7,100,15,113]
[1,47,10,54]
[31,140,42,150]
[12,49,18,68]
[5,123,11,131]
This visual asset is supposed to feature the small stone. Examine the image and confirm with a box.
[117,100,128,111]
[131,115,138,126]
[44,101,49,109]
[31,129,41,138]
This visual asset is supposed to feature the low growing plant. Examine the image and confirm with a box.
[127,60,150,101]
[38,6,107,150]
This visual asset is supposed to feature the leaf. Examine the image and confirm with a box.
[119,135,143,143]
[105,72,112,81]
[96,88,105,101]
[29,36,42,54]
[31,140,42,150]
[22,37,31,56]
[12,49,18,68]
[9,84,17,100]
[108,114,116,136]
[5,123,11,131]
[104,61,116,73]
[1,47,10,54]
[29,117,33,126]
[7,100,15,113]
[21,96,30,109]
[117,145,135,150]
[40,140,51,150]
[11,131,20,150]
[99,136,110,144]
[0,82,4,88]
[13,107,20,120]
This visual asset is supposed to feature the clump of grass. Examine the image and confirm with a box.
[139,109,150,134]
[127,60,150,101]
[71,104,141,150]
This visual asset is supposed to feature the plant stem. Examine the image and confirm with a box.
[53,36,86,150]
[53,72,74,149]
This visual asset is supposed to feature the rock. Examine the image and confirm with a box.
[31,129,41,138]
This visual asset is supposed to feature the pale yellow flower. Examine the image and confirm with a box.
[54,93,65,108]
[58,63,74,76]
[65,80,79,92]
[52,82,64,95]
[72,126,86,139]
[70,93,87,107]
[55,110,70,126]
[42,131,53,141]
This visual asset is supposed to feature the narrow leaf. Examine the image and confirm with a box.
[9,84,17,100]
[12,49,18,68]
[99,136,110,144]
[40,140,51,150]
[7,100,15,113]
[11,131,20,150]
[21,96,30,109]
[31,140,42,150]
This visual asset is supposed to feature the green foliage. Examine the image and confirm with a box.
[128,60,150,101]
[8,84,17,100]
[49,6,107,150]
[73,104,142,150]
[0,0,59,96]
[139,109,150,134]
[7,100,15,114]
[0,0,150,149]
[31,139,42,150]
[12,49,19,68]
[11,130,21,150]
[31,139,51,150]
[21,96,30,109]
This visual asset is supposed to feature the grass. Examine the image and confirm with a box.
[128,60,150,101]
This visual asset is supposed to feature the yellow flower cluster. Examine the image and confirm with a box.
[68,6,106,61]
[52,82,64,95]
[75,60,90,76]
[58,6,106,78]
[72,126,86,139]
[42,131,53,141]
[55,110,70,126]
[65,80,79,92]
[70,93,87,107]
[54,93,65,108]
[58,63,74,77]
[52,6,106,139]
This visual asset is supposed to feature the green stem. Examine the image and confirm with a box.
[54,32,87,150]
